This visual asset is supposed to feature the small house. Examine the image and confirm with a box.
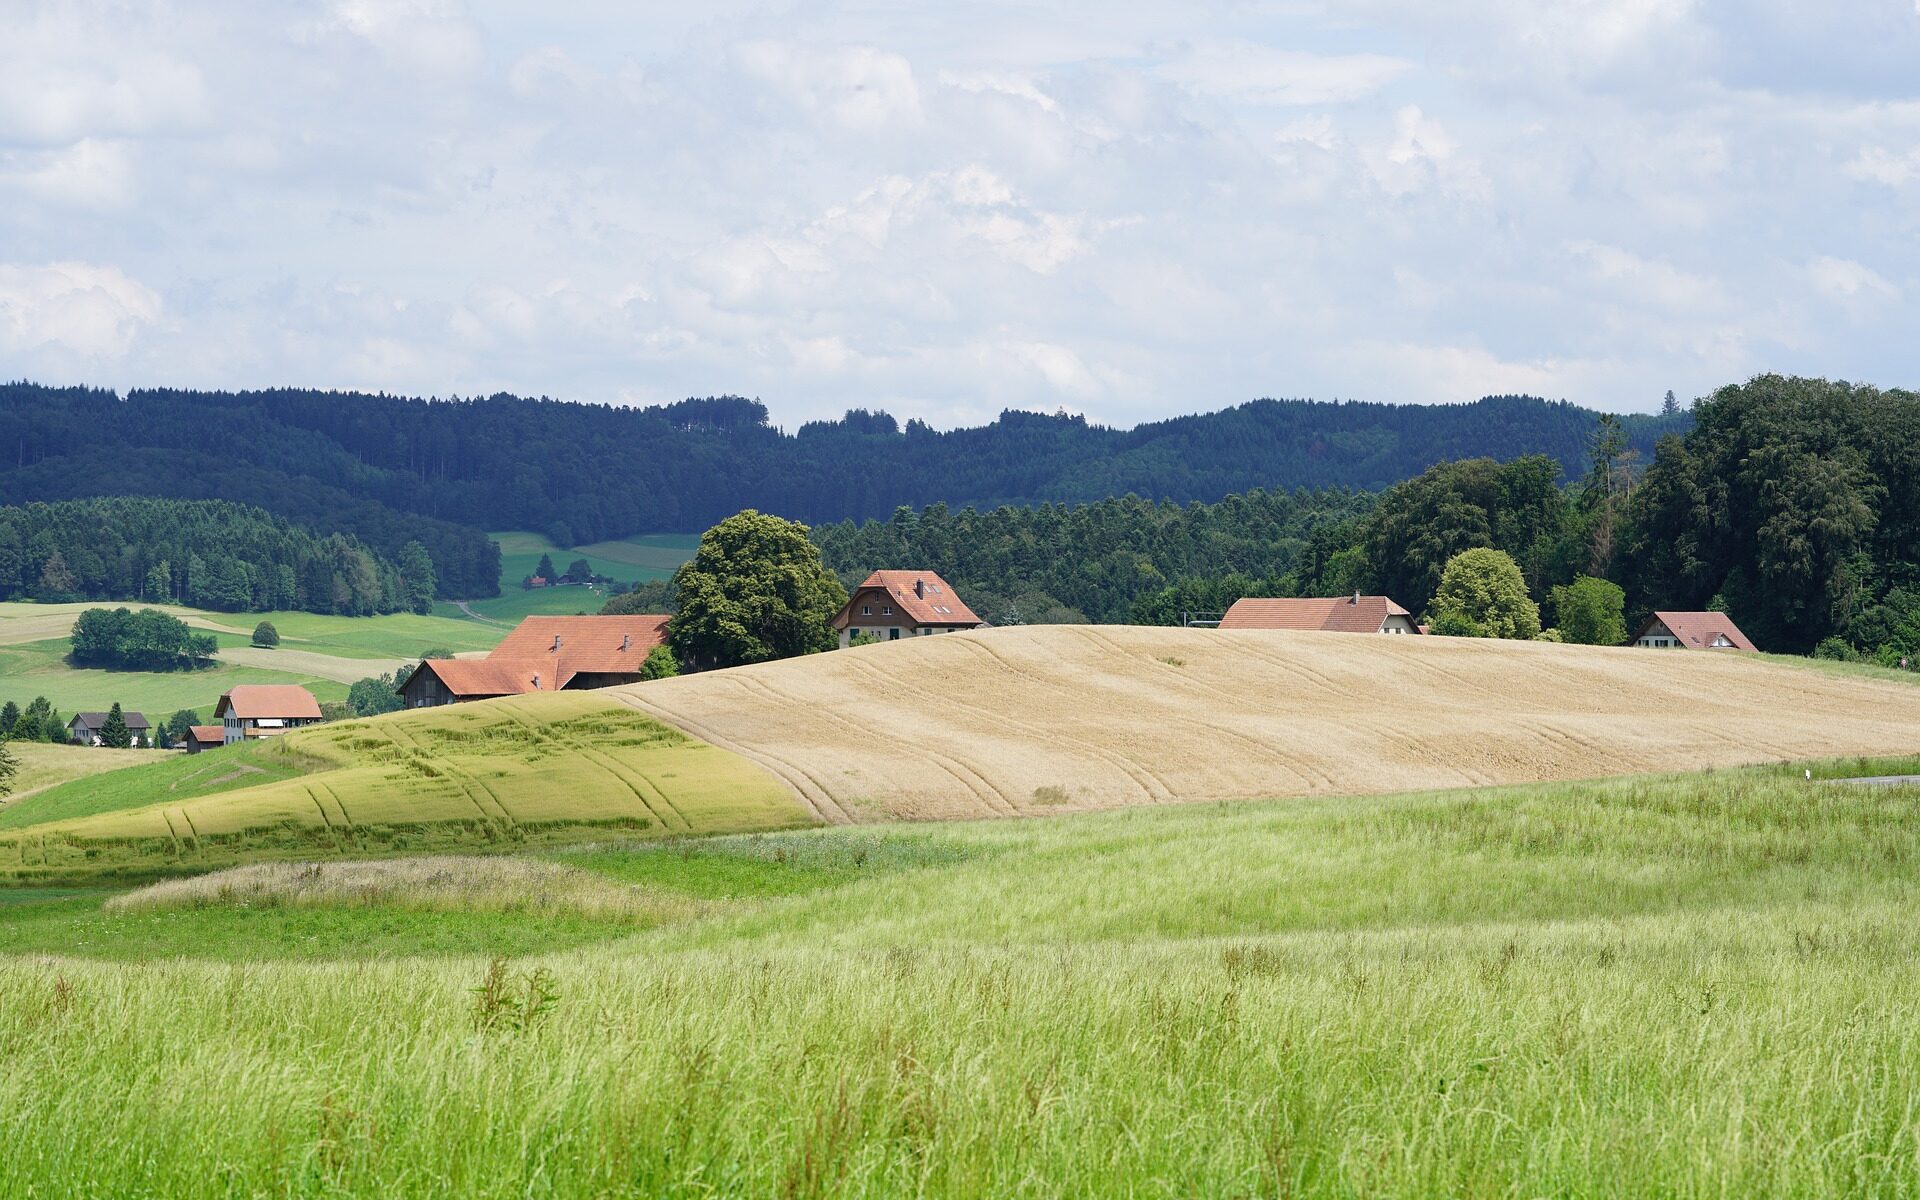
[214,684,324,744]
[183,725,225,754]
[67,710,152,746]
[832,571,985,647]
[1633,611,1757,652]
[1219,594,1421,634]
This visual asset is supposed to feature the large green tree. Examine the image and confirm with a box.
[670,510,847,669]
[99,703,132,749]
[1432,548,1541,640]
[397,540,437,614]
[1550,576,1627,646]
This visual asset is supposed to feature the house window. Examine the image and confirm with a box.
[883,606,892,615]
[861,605,871,615]
[889,628,901,640]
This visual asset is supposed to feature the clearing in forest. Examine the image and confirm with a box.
[614,624,1920,822]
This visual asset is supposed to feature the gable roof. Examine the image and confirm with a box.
[404,657,553,699]
[70,710,151,729]
[486,614,671,684]
[1639,611,1758,652]
[1219,595,1416,634]
[842,571,983,626]
[187,725,225,744]
[214,684,323,720]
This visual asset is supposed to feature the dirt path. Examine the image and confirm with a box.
[450,601,508,626]
[216,645,411,682]
[615,626,1920,822]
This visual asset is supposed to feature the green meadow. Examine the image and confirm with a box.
[4,759,1920,1195]
[440,530,695,623]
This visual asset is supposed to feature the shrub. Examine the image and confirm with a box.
[1550,576,1627,646]
[1814,636,1857,662]
[1427,609,1485,637]
[1433,548,1541,640]
[638,645,679,681]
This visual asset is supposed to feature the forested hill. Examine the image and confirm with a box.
[0,383,1685,545]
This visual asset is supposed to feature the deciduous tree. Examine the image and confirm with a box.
[669,510,847,669]
[1432,548,1541,640]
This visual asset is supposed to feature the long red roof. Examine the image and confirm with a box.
[411,614,673,697]
[1219,596,1416,633]
[1641,611,1758,651]
[214,684,323,719]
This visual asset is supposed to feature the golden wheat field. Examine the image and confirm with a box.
[613,625,1920,821]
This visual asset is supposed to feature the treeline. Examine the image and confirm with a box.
[812,490,1375,625]
[825,376,1920,658]
[0,384,498,598]
[0,382,1685,547]
[70,608,217,671]
[0,498,438,615]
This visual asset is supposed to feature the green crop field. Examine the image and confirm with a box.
[439,530,696,623]
[3,758,1920,1195]
[0,693,808,883]
[0,742,168,806]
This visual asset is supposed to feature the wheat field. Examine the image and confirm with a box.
[614,625,1920,821]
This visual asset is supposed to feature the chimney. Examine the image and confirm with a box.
[551,634,562,652]
[915,579,925,598]
[1351,591,1360,605]
[621,633,631,651]
[532,672,541,690]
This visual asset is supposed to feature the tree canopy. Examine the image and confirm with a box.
[1432,549,1541,640]
[670,511,847,669]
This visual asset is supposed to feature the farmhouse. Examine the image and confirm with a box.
[1633,611,1757,652]
[398,614,672,708]
[215,685,324,744]
[1219,594,1421,634]
[182,725,225,754]
[833,571,985,647]
[67,710,151,746]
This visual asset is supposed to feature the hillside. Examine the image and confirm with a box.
[0,383,1687,540]
[614,625,1920,821]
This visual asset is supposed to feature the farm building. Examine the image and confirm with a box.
[215,685,323,744]
[1633,611,1757,652]
[833,571,985,647]
[1219,594,1421,634]
[67,710,151,746]
[398,614,672,708]
[182,725,225,754]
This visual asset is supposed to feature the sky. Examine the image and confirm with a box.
[2,1,1917,428]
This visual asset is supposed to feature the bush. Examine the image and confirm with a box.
[1433,548,1541,640]
[1534,628,1565,643]
[1550,576,1626,646]
[1427,609,1485,637]
[638,645,679,681]
[251,621,279,648]
[1813,636,1858,662]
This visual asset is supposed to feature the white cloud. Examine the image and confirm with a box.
[1158,42,1411,106]
[0,139,137,209]
[1847,146,1920,186]
[1808,256,1900,303]
[1567,241,1728,312]
[328,0,485,77]
[0,263,162,358]
[0,10,209,145]
[734,41,923,132]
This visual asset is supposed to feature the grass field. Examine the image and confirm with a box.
[0,693,808,883]
[0,601,508,718]
[0,742,167,806]
[438,530,695,624]
[617,624,1920,821]
[4,760,1920,1194]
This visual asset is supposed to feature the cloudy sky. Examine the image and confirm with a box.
[2,1,1916,427]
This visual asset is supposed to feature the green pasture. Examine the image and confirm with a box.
[4,759,1920,1194]
[0,742,169,806]
[491,530,695,588]
[0,636,350,719]
[0,693,807,883]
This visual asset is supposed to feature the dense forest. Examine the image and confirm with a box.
[813,377,1920,657]
[0,497,438,615]
[0,383,1685,549]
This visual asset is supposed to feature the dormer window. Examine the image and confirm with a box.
[883,606,892,615]
[861,605,871,616]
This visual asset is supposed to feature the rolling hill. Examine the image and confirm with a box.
[612,626,1920,821]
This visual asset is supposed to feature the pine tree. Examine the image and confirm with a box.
[145,560,172,602]
[1661,390,1681,418]
[38,550,77,597]
[0,700,17,740]
[535,553,557,584]
[0,739,16,799]
[100,703,132,749]
[397,540,437,614]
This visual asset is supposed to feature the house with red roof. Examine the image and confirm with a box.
[1219,593,1421,634]
[1632,611,1757,652]
[832,571,985,647]
[215,685,324,744]
[397,614,672,707]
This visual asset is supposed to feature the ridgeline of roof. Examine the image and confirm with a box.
[215,685,323,720]
[408,658,553,698]
[72,710,151,728]
[843,571,983,626]
[1641,611,1758,652]
[1219,596,1415,634]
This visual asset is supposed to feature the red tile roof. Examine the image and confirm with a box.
[1639,611,1758,651]
[409,658,554,698]
[479,614,671,689]
[214,684,323,720]
[840,571,983,627]
[1219,595,1417,634]
[188,725,224,744]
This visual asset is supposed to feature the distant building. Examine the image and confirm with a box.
[214,685,324,744]
[397,614,672,708]
[832,571,985,647]
[183,725,226,754]
[68,710,152,746]
[1219,594,1421,634]
[1633,611,1757,652]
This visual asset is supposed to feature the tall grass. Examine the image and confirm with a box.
[5,763,1920,1195]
